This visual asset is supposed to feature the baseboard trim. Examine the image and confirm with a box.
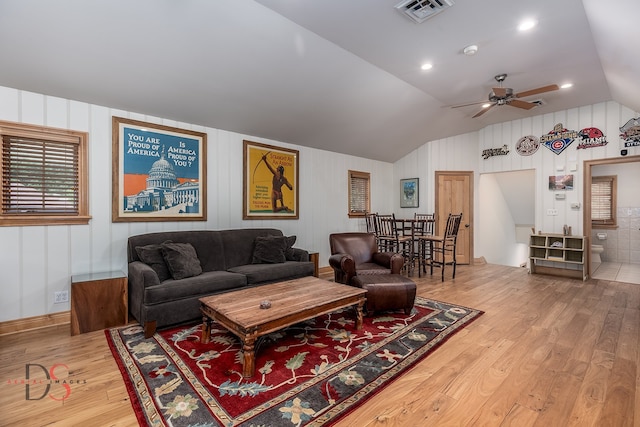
[0,311,70,336]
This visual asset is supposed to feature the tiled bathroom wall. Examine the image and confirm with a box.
[593,206,640,264]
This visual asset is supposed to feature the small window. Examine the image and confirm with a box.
[348,170,370,218]
[591,175,616,228]
[0,120,90,226]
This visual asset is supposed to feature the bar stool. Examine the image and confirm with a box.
[418,213,462,281]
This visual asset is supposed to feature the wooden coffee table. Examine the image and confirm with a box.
[199,276,367,378]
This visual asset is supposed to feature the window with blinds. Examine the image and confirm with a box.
[348,170,370,217]
[591,175,616,227]
[0,121,90,226]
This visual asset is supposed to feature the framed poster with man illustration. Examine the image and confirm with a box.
[400,178,419,208]
[243,140,299,219]
[112,117,207,222]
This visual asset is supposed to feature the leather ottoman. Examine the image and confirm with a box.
[351,274,416,315]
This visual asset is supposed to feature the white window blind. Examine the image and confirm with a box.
[591,175,616,226]
[2,135,79,214]
[348,170,370,216]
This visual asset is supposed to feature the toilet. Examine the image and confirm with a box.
[591,244,604,264]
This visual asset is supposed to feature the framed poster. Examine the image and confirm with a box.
[243,140,299,219]
[400,178,419,208]
[112,117,207,222]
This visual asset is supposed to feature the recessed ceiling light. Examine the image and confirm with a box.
[518,19,537,31]
[560,83,573,89]
[421,63,433,71]
[463,45,478,56]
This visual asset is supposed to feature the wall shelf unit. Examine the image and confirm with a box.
[529,234,587,280]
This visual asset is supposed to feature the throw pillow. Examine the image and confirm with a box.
[135,242,172,282]
[252,235,287,264]
[161,242,202,280]
[285,235,297,260]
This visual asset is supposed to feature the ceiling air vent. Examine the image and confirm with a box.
[395,0,454,24]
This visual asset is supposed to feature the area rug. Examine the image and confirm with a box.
[106,297,482,426]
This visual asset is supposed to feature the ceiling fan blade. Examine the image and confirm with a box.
[450,100,489,108]
[492,87,508,98]
[472,104,495,118]
[516,84,559,98]
[509,99,537,110]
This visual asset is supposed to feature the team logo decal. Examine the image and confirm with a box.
[540,123,578,155]
[576,127,608,149]
[619,117,640,147]
[481,144,510,160]
[515,135,540,156]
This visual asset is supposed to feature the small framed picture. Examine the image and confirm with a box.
[548,174,574,190]
[400,178,419,208]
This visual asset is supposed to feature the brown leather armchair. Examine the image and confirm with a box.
[329,232,404,285]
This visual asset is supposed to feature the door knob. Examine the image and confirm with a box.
[465,224,470,228]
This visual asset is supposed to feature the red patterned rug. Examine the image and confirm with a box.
[106,296,482,426]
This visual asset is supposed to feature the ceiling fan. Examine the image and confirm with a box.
[453,74,559,118]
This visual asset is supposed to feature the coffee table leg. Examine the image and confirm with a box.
[242,337,256,378]
[201,315,212,344]
[355,299,364,330]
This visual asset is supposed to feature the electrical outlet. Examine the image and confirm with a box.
[54,291,69,304]
[546,209,558,216]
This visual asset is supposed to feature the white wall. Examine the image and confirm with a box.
[0,86,394,322]
[478,171,534,267]
[393,131,479,218]
[2,84,638,323]
[394,101,639,264]
[477,102,639,237]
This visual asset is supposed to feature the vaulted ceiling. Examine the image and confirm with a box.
[1,0,638,162]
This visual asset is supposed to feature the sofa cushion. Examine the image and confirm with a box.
[128,231,225,272]
[161,242,202,280]
[252,235,287,264]
[284,235,297,260]
[220,228,284,268]
[229,261,315,284]
[135,242,171,282]
[143,271,247,305]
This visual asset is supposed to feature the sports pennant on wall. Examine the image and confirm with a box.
[620,117,640,147]
[576,127,608,149]
[540,123,578,155]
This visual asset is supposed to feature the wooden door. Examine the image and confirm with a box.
[435,171,473,264]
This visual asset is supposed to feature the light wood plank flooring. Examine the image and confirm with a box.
[1,263,638,426]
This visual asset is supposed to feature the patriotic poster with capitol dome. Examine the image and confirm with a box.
[112,117,207,222]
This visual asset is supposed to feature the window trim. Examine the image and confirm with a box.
[348,170,370,218]
[0,120,90,226]
[591,175,617,229]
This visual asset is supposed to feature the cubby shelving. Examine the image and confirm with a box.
[529,234,586,280]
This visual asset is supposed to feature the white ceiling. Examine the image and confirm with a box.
[1,0,638,162]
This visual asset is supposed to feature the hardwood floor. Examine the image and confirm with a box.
[1,263,637,426]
